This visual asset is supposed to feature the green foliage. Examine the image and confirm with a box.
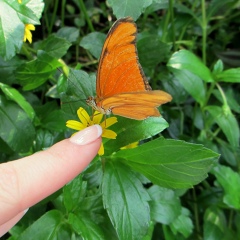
[17,50,63,90]
[0,0,44,60]
[108,0,152,20]
[102,161,151,240]
[1,0,240,239]
[80,32,106,59]
[212,165,240,210]
[168,50,214,82]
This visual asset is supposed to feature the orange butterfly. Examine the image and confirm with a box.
[86,17,172,120]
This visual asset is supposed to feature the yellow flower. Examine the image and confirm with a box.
[66,107,117,156]
[23,24,35,43]
[121,142,138,149]
[18,0,22,3]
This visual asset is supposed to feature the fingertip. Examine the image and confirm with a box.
[70,125,102,145]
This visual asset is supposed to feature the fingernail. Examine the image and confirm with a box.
[70,125,102,145]
[23,208,29,214]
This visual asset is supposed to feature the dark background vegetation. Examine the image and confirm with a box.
[0,0,240,239]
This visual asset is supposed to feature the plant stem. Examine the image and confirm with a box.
[49,0,59,34]
[78,0,95,32]
[204,82,215,107]
[201,0,207,64]
[193,188,201,235]
[61,0,66,27]
[21,45,33,60]
[162,8,171,42]
[228,209,233,229]
[169,0,176,51]
[43,5,50,35]
[216,83,228,106]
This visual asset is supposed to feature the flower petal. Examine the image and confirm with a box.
[102,129,117,139]
[100,117,118,129]
[26,24,35,31]
[98,143,104,156]
[24,29,32,43]
[66,120,85,131]
[77,107,90,126]
[93,111,103,124]
[24,24,35,43]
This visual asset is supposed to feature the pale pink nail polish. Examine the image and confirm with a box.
[70,125,102,145]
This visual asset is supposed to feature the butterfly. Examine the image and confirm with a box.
[86,17,172,120]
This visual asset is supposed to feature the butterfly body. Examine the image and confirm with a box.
[86,17,172,120]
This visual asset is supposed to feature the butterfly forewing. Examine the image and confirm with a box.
[96,17,151,99]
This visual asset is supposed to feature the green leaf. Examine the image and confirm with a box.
[0,0,44,60]
[0,56,23,84]
[216,68,240,83]
[41,109,66,131]
[83,161,103,188]
[212,165,240,210]
[212,59,224,75]
[34,129,55,151]
[0,83,35,120]
[24,0,45,20]
[9,0,43,24]
[142,221,155,240]
[169,207,193,238]
[63,175,87,212]
[206,105,239,148]
[35,35,71,59]
[45,84,59,98]
[102,161,150,240]
[161,72,189,104]
[56,27,79,43]
[35,101,59,119]
[148,186,181,224]
[105,116,169,155]
[169,68,206,107]
[18,210,71,240]
[108,0,152,20]
[212,88,240,113]
[115,138,219,189]
[145,0,169,14]
[16,50,63,90]
[218,139,238,167]
[60,69,96,118]
[168,50,214,82]
[68,213,106,240]
[0,138,13,155]
[80,32,106,59]
[138,36,171,68]
[203,207,227,240]
[0,1,24,60]
[0,95,35,152]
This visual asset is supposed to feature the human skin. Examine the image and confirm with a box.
[0,125,102,237]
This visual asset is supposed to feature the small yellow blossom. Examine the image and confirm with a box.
[23,24,35,43]
[18,0,22,3]
[66,107,117,155]
[121,142,138,150]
